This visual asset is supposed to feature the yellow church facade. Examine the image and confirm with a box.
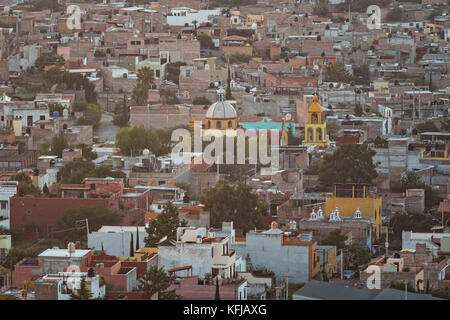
[303,95,330,147]
[325,184,383,240]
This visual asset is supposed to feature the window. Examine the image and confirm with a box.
[47,224,53,234]
[228,120,232,128]
[208,120,211,128]
[156,70,160,78]
[0,201,7,210]
[27,116,33,126]
[216,121,221,129]
[40,115,45,120]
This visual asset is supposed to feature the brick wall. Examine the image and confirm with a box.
[10,197,118,237]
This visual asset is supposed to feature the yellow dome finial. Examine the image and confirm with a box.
[313,94,318,103]
[271,221,278,229]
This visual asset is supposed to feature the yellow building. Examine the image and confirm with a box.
[325,184,383,239]
[205,88,238,131]
[302,95,330,147]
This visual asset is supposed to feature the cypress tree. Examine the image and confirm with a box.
[226,65,233,100]
[101,242,104,252]
[70,276,93,300]
[43,183,49,195]
[215,278,220,300]
[136,226,140,251]
[130,233,134,257]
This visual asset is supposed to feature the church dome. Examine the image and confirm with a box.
[206,88,237,120]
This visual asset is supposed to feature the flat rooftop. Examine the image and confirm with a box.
[38,249,91,258]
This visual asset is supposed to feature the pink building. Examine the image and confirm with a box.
[167,276,248,300]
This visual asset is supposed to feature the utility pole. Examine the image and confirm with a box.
[85,218,90,240]
[404,280,407,300]
[286,268,289,300]
[385,226,389,257]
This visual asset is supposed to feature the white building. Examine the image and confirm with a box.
[0,181,18,229]
[35,271,105,300]
[402,231,450,257]
[88,226,147,257]
[166,8,221,26]
[158,226,241,279]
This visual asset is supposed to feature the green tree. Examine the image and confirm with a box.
[35,53,65,71]
[137,66,154,87]
[40,142,50,155]
[112,99,129,127]
[192,96,212,105]
[354,103,363,117]
[76,143,98,160]
[132,84,149,105]
[144,202,188,247]
[323,63,353,83]
[346,243,372,269]
[415,121,439,133]
[321,229,347,249]
[43,183,49,195]
[51,134,68,158]
[215,278,220,300]
[386,6,403,22]
[200,180,266,233]
[10,173,41,196]
[55,206,122,242]
[228,54,252,64]
[72,99,88,112]
[166,62,187,85]
[130,233,134,257]
[312,0,331,18]
[70,276,93,300]
[160,89,180,105]
[354,64,371,86]
[77,104,101,129]
[197,34,214,49]
[318,144,378,189]
[391,171,441,209]
[136,226,140,251]
[115,126,160,157]
[94,50,106,58]
[135,265,181,299]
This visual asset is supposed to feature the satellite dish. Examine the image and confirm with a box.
[285,113,292,121]
[251,23,257,30]
[142,149,150,155]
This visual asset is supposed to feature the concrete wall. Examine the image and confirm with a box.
[231,232,311,284]
[158,243,212,278]
[88,231,148,257]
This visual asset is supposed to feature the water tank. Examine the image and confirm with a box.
[53,111,59,117]
[67,242,76,255]
[212,17,217,24]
